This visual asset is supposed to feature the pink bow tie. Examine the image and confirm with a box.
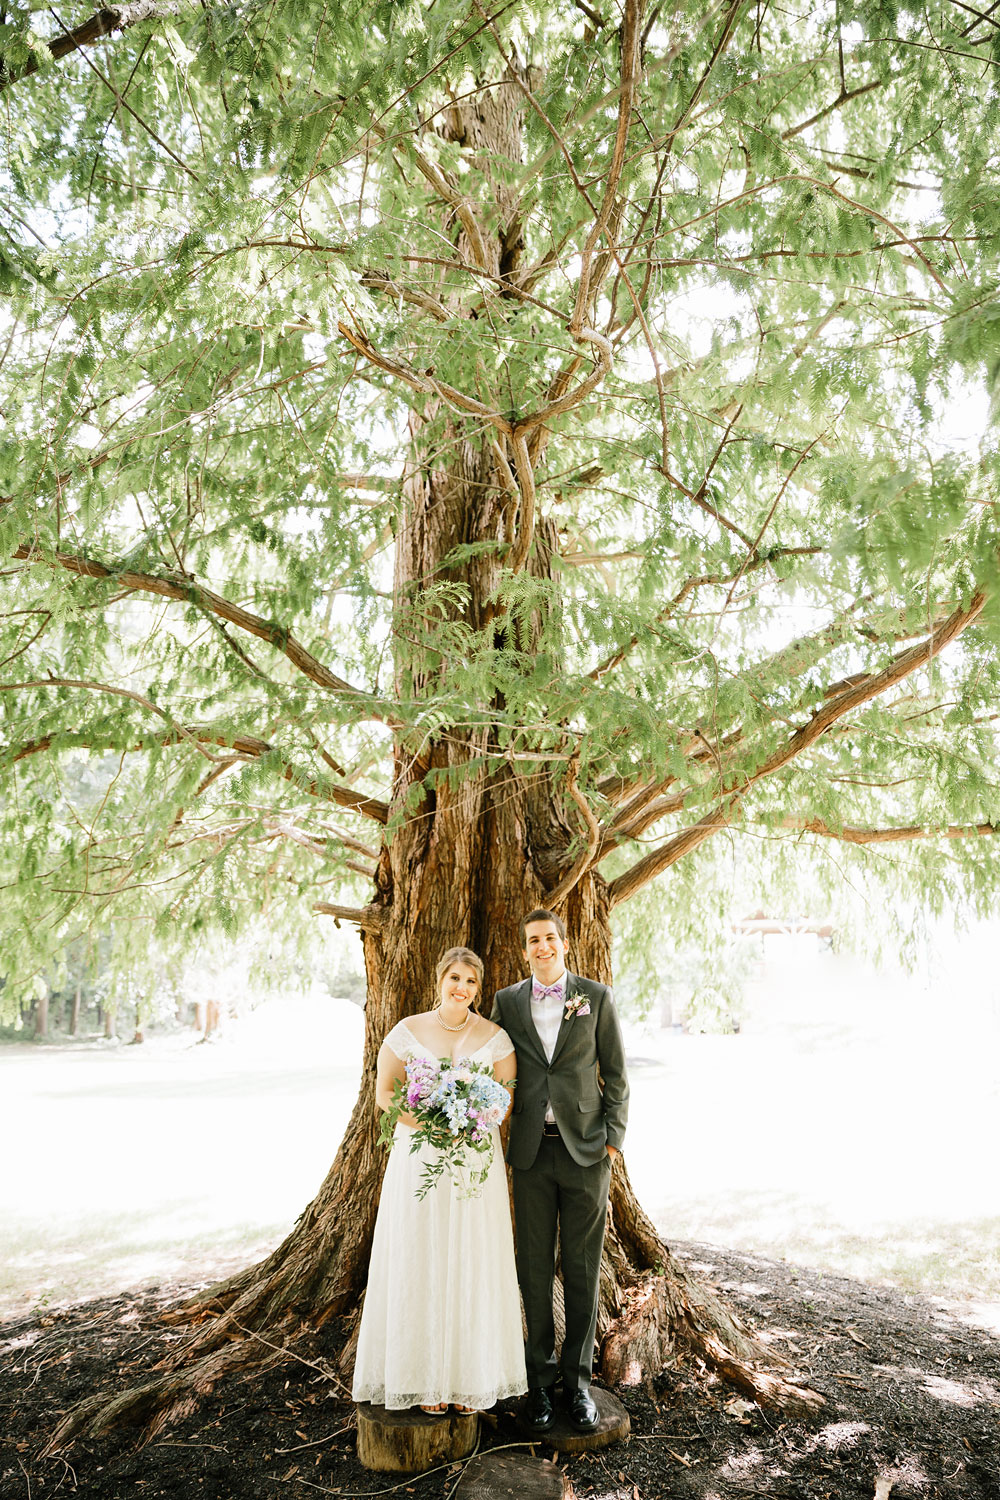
[533,982,563,1001]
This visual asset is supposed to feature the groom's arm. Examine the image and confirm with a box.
[596,985,629,1152]
[489,990,503,1026]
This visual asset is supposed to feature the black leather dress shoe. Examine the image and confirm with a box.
[524,1385,555,1432]
[567,1387,600,1431]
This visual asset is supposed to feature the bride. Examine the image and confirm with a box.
[352,946,527,1414]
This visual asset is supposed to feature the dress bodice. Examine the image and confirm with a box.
[386,1018,514,1068]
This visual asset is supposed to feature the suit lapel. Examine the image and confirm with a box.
[515,977,549,1066]
[549,972,577,1065]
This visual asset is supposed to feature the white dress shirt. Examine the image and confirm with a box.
[531,971,566,1123]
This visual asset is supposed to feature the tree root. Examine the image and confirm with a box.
[46,1258,822,1453]
[599,1264,824,1418]
[43,1337,274,1454]
[44,1227,362,1454]
[698,1333,825,1417]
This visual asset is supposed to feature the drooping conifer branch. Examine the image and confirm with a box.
[588,588,971,848]
[586,549,822,682]
[2,719,390,823]
[607,589,990,905]
[12,544,392,722]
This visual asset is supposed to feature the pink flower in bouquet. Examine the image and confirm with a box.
[404,1056,438,1107]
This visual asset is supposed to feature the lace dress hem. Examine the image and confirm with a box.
[353,1376,528,1412]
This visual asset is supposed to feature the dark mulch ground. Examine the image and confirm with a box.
[3,1241,998,1499]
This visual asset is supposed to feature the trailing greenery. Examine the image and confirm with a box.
[3,0,1000,1013]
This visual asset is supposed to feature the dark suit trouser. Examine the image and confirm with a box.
[512,1137,612,1391]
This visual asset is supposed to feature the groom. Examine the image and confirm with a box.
[491,909,629,1433]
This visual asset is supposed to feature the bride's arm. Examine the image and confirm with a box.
[493,1049,517,1126]
[375,1042,419,1128]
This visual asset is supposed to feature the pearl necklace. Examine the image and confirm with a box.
[436,1008,471,1033]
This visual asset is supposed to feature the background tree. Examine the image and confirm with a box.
[3,0,1000,1442]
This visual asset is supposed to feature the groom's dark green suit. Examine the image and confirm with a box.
[491,972,629,1392]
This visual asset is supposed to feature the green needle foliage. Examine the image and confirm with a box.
[3,0,1000,1011]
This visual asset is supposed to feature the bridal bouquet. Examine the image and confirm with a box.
[379,1056,512,1200]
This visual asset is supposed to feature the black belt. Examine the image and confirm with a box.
[542,1123,561,1137]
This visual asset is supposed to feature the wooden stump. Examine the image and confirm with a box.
[455,1451,573,1498]
[511,1387,630,1452]
[355,1403,478,1473]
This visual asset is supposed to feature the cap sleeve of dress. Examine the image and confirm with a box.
[489,1027,515,1064]
[384,1019,414,1060]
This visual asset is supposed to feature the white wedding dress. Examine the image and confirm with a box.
[352,1020,528,1411]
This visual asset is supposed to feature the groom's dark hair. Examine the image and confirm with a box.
[520,908,567,946]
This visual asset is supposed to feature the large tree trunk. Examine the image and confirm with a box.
[46,60,822,1455]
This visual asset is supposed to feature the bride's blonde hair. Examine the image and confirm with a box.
[433,946,484,1013]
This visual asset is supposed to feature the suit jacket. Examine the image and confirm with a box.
[491,972,629,1169]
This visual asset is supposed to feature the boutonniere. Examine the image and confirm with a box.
[564,993,591,1020]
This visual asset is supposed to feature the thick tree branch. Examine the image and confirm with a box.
[0,675,231,767]
[337,320,511,431]
[517,326,613,432]
[781,77,887,142]
[608,589,989,905]
[314,821,380,861]
[570,0,644,331]
[313,901,386,931]
[544,751,602,908]
[594,589,960,828]
[0,1,174,90]
[12,544,395,723]
[371,124,489,272]
[609,803,736,907]
[601,788,691,849]
[779,815,1000,844]
[359,269,449,322]
[505,431,538,574]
